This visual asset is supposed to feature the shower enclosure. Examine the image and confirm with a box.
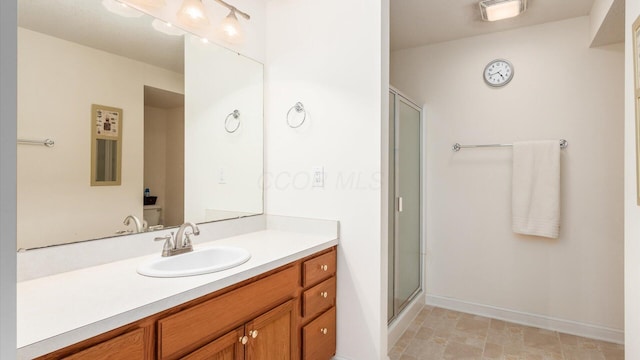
[388,87,422,323]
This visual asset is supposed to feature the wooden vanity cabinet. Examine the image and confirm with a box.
[61,327,150,360]
[181,300,294,360]
[181,327,245,360]
[157,265,299,359]
[35,247,337,360]
[36,322,155,360]
[299,248,337,360]
[302,307,336,360]
[244,299,295,360]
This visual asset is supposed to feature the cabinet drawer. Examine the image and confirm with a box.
[158,265,299,360]
[62,328,146,360]
[302,277,335,319]
[302,249,336,287]
[302,307,336,360]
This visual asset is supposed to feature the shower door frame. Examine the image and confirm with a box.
[388,86,424,324]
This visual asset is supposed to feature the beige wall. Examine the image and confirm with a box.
[625,0,640,357]
[17,28,183,248]
[143,105,184,227]
[165,106,185,226]
[391,16,624,336]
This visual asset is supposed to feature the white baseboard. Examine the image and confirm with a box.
[334,292,426,360]
[426,294,624,344]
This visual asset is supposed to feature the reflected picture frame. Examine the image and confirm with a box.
[91,104,123,186]
[634,16,640,205]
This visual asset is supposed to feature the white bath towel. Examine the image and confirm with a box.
[512,140,560,239]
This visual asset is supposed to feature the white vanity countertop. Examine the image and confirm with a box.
[17,228,338,359]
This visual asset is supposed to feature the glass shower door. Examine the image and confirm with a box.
[388,89,422,322]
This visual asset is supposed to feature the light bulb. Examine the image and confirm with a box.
[177,0,210,28]
[219,10,244,44]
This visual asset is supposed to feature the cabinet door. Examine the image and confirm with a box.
[245,300,295,360]
[61,328,147,360]
[181,327,244,360]
[158,265,299,360]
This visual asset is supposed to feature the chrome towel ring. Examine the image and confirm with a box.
[225,109,241,133]
[286,102,306,128]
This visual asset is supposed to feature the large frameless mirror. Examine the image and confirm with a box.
[17,0,263,250]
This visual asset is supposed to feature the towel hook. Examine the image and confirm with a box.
[225,109,241,133]
[286,102,306,128]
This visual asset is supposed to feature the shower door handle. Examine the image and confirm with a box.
[398,197,403,213]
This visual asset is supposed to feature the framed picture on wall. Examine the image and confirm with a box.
[634,16,640,205]
[91,104,122,186]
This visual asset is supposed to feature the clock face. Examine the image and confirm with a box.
[483,59,514,87]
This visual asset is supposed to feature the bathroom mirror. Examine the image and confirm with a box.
[17,0,263,250]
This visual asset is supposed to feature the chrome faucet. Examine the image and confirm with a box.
[154,222,200,257]
[176,222,200,250]
[123,215,143,233]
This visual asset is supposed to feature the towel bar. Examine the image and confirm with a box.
[452,139,567,152]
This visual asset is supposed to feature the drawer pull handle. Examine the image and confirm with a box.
[240,336,248,345]
[320,291,328,298]
[320,327,328,335]
[249,330,259,339]
[321,264,328,271]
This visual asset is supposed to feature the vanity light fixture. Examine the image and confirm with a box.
[214,0,250,43]
[479,0,527,21]
[102,0,144,18]
[220,10,243,42]
[177,0,210,28]
[116,0,251,43]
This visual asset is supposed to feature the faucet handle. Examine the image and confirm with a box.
[183,232,195,249]
[154,233,175,256]
[153,234,172,242]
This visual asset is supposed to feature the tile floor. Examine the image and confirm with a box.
[388,306,624,360]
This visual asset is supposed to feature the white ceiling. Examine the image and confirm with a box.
[19,0,622,69]
[18,0,184,73]
[390,0,600,50]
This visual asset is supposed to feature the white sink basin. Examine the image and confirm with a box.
[137,246,251,278]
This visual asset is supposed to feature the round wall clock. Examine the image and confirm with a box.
[483,59,514,87]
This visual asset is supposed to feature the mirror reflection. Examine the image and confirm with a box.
[17,0,263,250]
[91,104,123,186]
